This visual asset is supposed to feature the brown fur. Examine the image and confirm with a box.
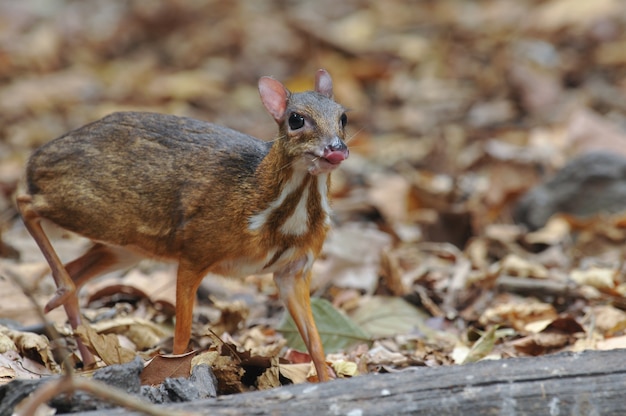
[17,69,348,381]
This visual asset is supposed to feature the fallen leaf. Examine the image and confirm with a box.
[479,298,558,331]
[0,365,16,385]
[256,355,280,390]
[210,299,250,336]
[590,305,626,335]
[544,316,585,334]
[524,217,571,245]
[279,297,369,354]
[0,326,56,369]
[462,326,499,364]
[140,351,196,386]
[331,360,358,378]
[283,348,312,365]
[278,363,311,384]
[318,223,393,293]
[192,347,246,394]
[571,267,616,290]
[349,296,430,339]
[75,324,135,365]
[0,331,17,353]
[499,254,549,279]
[86,268,177,312]
[597,335,626,350]
[0,350,52,383]
[512,332,570,355]
[91,317,170,350]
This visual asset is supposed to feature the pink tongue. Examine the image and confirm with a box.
[325,151,347,165]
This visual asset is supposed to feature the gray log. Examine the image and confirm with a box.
[74,348,626,416]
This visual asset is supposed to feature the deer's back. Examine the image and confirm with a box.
[25,112,271,256]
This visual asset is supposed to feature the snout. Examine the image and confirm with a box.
[322,137,349,165]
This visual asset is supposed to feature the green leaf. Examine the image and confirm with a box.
[278,298,370,353]
[349,296,431,338]
[462,325,499,364]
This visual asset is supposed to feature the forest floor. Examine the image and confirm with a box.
[2,0,626,408]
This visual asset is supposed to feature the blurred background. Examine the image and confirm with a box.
[2,0,626,240]
[2,0,626,381]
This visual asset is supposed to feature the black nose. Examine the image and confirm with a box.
[328,138,348,152]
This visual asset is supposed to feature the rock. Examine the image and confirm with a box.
[0,358,217,415]
[514,152,626,230]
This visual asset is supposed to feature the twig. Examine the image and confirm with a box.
[15,375,198,416]
[2,268,200,416]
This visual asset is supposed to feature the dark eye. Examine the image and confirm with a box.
[288,113,305,130]
[340,113,347,128]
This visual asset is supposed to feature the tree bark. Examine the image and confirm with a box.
[72,348,626,416]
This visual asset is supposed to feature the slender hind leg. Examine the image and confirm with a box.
[16,194,95,365]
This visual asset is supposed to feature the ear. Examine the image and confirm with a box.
[315,69,333,98]
[259,77,289,122]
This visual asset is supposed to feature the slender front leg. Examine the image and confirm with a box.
[173,261,205,354]
[16,195,94,366]
[274,260,330,382]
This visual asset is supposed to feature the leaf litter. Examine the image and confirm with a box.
[1,0,626,407]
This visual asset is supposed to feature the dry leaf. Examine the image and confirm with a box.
[0,326,56,369]
[597,335,626,351]
[140,351,196,386]
[499,254,549,279]
[590,305,626,335]
[86,267,177,311]
[331,360,358,378]
[479,298,558,331]
[0,331,17,353]
[210,299,250,336]
[278,363,311,384]
[524,217,571,246]
[571,267,616,290]
[0,365,16,385]
[462,326,499,364]
[91,317,170,350]
[256,355,280,390]
[75,324,135,365]
[512,332,570,355]
[318,223,393,293]
[0,350,52,383]
[192,347,246,394]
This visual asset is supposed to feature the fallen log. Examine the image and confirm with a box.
[72,348,626,416]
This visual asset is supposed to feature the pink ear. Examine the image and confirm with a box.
[315,69,333,98]
[258,77,289,122]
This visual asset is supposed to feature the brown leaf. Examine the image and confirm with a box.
[597,335,626,350]
[278,363,311,384]
[512,333,570,355]
[85,268,177,312]
[479,297,558,332]
[75,324,135,365]
[544,316,585,334]
[91,317,170,350]
[192,347,246,394]
[140,351,196,386]
[256,356,280,390]
[284,349,312,365]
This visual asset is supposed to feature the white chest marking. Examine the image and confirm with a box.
[280,185,310,236]
[248,170,306,231]
[317,174,332,225]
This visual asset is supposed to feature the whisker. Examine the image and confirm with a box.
[345,128,363,144]
[266,134,286,144]
[277,157,300,172]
